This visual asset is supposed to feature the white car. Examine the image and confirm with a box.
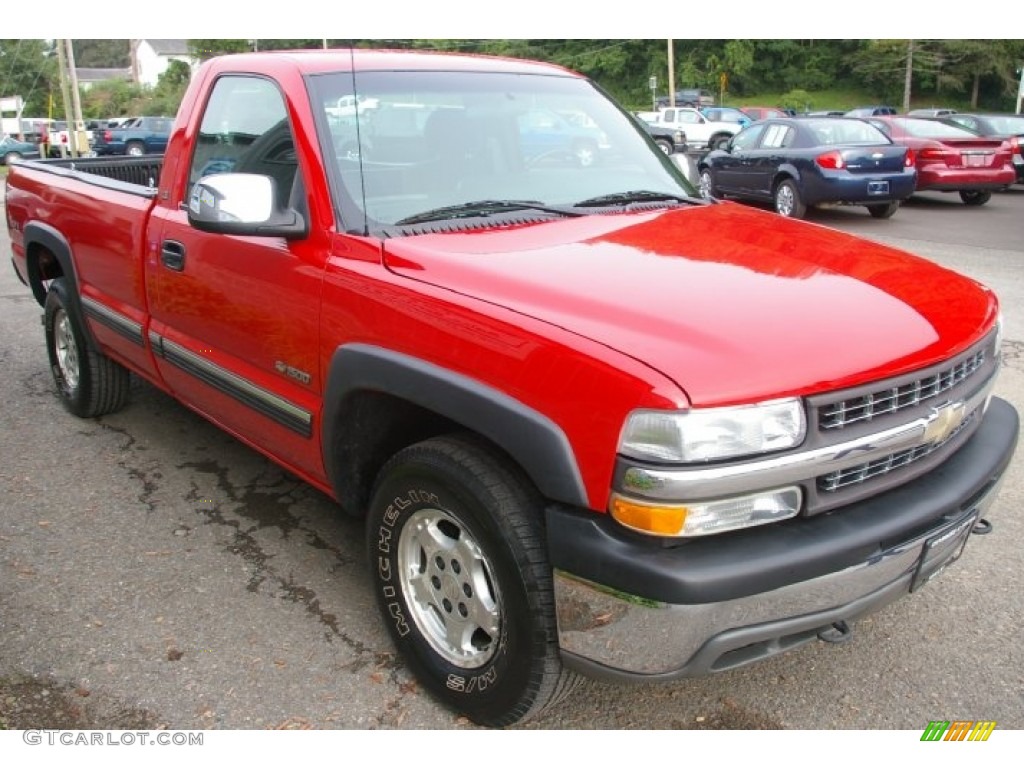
[653,107,742,151]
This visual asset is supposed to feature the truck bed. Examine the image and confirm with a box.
[22,155,164,195]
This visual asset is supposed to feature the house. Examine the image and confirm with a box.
[133,40,196,88]
[74,68,133,92]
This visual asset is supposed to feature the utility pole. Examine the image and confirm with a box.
[55,39,76,159]
[667,39,675,109]
[902,39,914,114]
[65,39,86,157]
[1017,64,1023,114]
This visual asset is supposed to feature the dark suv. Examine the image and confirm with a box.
[656,88,715,109]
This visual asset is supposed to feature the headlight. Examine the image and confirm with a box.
[619,398,806,463]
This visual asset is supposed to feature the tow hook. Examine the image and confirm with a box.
[817,620,853,645]
[972,518,992,535]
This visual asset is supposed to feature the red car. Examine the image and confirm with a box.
[866,116,1015,205]
[740,106,790,121]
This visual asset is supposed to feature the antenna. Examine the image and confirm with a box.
[349,48,369,237]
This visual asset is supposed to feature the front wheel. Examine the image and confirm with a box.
[44,278,130,417]
[2,151,21,165]
[654,138,673,155]
[959,190,991,206]
[367,434,578,727]
[774,178,807,218]
[867,201,900,219]
[709,134,732,151]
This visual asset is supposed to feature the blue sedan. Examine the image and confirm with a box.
[696,117,917,219]
[1,134,41,165]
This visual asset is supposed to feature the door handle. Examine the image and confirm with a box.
[161,240,186,271]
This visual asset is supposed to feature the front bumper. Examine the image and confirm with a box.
[548,396,1017,681]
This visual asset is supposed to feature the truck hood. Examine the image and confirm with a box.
[382,202,997,407]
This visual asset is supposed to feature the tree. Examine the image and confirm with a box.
[72,40,130,68]
[0,39,57,116]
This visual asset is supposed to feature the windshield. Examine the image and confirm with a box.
[307,69,696,234]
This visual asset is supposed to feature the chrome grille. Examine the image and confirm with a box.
[819,351,985,430]
[818,409,977,492]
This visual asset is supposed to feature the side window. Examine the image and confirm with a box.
[730,123,766,151]
[188,76,301,210]
[760,124,792,149]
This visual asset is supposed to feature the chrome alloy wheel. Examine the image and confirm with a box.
[54,308,80,390]
[398,507,502,668]
[775,184,796,216]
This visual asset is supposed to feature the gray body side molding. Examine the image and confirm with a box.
[323,344,589,508]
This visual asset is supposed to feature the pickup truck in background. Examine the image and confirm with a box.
[45,120,94,158]
[3,50,1018,727]
[653,106,742,151]
[91,115,173,156]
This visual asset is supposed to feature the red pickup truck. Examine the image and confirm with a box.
[3,50,1018,727]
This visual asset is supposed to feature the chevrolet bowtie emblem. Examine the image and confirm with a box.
[923,401,966,445]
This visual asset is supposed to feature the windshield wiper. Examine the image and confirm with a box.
[395,199,583,226]
[573,190,698,208]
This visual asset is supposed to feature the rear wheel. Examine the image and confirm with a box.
[959,190,991,206]
[867,202,900,219]
[367,434,578,727]
[44,278,130,418]
[126,141,145,157]
[774,178,806,219]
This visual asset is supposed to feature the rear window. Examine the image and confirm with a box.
[895,118,980,139]
[985,116,1024,134]
[807,119,890,145]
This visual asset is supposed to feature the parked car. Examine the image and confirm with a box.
[845,105,898,117]
[92,116,174,156]
[696,117,916,219]
[908,108,958,117]
[631,113,687,154]
[941,113,1024,183]
[653,106,742,151]
[0,134,41,165]
[740,106,789,121]
[866,116,1016,205]
[516,108,608,167]
[801,110,845,117]
[45,120,93,157]
[700,106,752,127]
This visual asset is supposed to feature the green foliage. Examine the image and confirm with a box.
[779,89,814,113]
[7,40,1024,129]
[80,80,143,119]
[72,40,130,68]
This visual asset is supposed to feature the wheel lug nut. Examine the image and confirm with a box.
[462,583,472,598]
[458,603,468,617]
[451,560,461,574]
[431,576,441,589]
[443,598,452,613]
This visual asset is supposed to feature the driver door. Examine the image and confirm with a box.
[146,74,327,479]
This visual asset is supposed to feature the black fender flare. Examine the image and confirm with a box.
[322,344,589,508]
[22,221,98,348]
